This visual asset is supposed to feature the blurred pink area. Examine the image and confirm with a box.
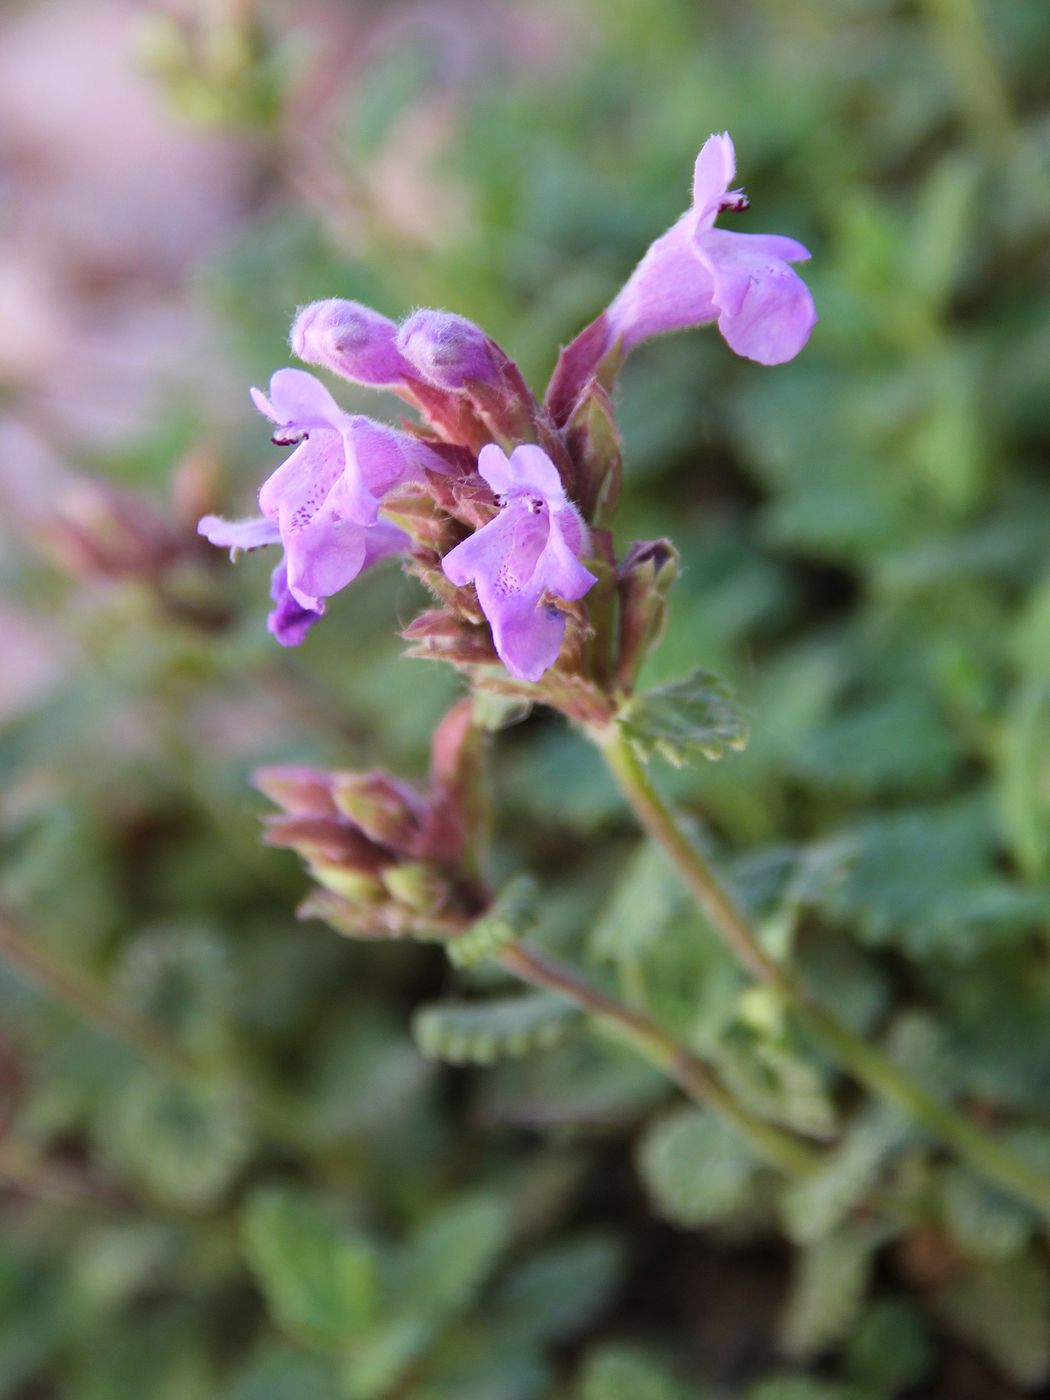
[0,0,258,456]
[0,0,260,716]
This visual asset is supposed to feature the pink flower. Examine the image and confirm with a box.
[608,132,816,366]
[441,444,596,683]
[198,368,445,639]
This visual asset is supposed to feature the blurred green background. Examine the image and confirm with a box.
[1,0,1050,1395]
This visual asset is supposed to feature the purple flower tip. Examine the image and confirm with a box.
[441,443,596,682]
[267,562,323,646]
[291,299,414,388]
[396,310,500,391]
[608,131,816,366]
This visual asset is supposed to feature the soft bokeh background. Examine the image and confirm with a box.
[2,1,1050,1396]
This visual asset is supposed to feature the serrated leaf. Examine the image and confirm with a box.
[240,1189,380,1349]
[934,1250,1050,1386]
[637,1108,757,1228]
[412,994,581,1065]
[448,875,539,969]
[619,669,748,768]
[781,1225,880,1358]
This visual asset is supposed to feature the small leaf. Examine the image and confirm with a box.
[780,1105,906,1244]
[619,669,748,768]
[412,994,581,1065]
[939,1165,1033,1260]
[496,1235,623,1342]
[637,1108,757,1227]
[99,1070,251,1210]
[397,1194,510,1318]
[841,1299,934,1398]
[780,1224,881,1357]
[577,1345,695,1400]
[240,1189,380,1350]
[448,875,539,969]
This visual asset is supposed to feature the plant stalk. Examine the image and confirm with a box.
[499,940,820,1179]
[598,729,1050,1222]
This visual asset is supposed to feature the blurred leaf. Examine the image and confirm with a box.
[934,1250,1050,1387]
[495,1235,622,1342]
[240,1189,380,1348]
[780,1224,882,1358]
[637,1107,757,1228]
[577,1346,696,1400]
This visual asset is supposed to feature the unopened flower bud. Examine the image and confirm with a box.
[39,478,179,581]
[616,538,680,690]
[396,310,501,391]
[330,773,426,853]
[253,765,338,818]
[291,299,414,387]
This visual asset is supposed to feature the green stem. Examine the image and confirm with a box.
[598,730,1050,1222]
[499,940,820,1180]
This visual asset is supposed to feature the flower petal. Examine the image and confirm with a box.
[267,561,324,647]
[696,229,817,365]
[265,368,346,430]
[476,584,566,683]
[692,131,735,225]
[198,514,280,554]
[540,507,597,601]
[607,212,718,353]
[258,435,344,525]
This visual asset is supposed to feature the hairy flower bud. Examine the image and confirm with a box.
[396,310,501,391]
[291,299,414,387]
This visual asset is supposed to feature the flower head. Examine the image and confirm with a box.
[609,132,816,365]
[198,367,445,630]
[441,444,596,683]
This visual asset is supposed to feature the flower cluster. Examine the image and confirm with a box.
[200,134,814,704]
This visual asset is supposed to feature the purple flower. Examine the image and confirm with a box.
[199,367,444,627]
[441,444,596,683]
[609,132,816,366]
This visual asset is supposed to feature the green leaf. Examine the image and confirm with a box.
[619,669,749,768]
[113,923,232,1058]
[938,1165,1033,1260]
[589,839,683,963]
[637,1108,757,1228]
[240,1189,380,1349]
[934,1250,1050,1386]
[577,1346,695,1400]
[396,1194,510,1319]
[780,1105,906,1244]
[496,1235,623,1342]
[780,1225,881,1358]
[98,1070,252,1210]
[412,994,581,1065]
[842,1300,933,1399]
[448,875,539,969]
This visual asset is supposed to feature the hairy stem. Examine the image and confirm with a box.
[598,730,1050,1222]
[499,940,820,1179]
